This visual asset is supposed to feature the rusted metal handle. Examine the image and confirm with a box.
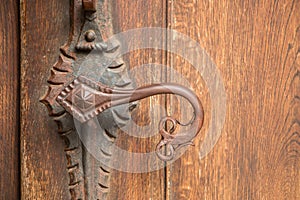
[57,76,204,161]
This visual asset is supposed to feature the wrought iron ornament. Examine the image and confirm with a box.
[57,75,204,160]
[41,0,204,199]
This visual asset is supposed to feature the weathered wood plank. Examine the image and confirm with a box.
[167,0,300,199]
[108,0,167,199]
[0,1,20,199]
[20,0,71,199]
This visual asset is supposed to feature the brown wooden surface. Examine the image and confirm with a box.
[19,0,300,199]
[0,1,20,200]
[167,0,300,199]
[109,0,167,199]
[20,0,71,199]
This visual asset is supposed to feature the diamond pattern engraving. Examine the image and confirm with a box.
[73,87,95,110]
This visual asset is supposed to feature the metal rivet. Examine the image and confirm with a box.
[85,30,96,42]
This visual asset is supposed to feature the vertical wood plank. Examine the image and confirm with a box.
[167,0,300,199]
[0,1,20,199]
[108,0,167,199]
[20,0,71,199]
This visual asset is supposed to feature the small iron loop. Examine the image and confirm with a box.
[156,141,175,161]
[159,116,178,138]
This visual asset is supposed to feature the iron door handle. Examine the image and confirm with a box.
[56,75,204,160]
[41,0,205,161]
[40,0,205,198]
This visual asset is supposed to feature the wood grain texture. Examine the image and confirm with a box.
[167,0,300,199]
[0,1,20,199]
[108,0,167,199]
[20,0,71,199]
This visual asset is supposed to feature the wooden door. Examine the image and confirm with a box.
[0,0,299,199]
